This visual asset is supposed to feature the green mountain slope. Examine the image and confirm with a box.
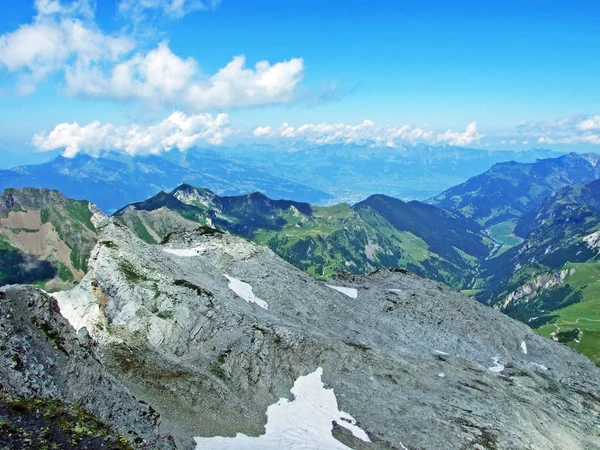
[114,184,494,288]
[0,188,103,291]
[476,179,600,364]
[428,152,600,227]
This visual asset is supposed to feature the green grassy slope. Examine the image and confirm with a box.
[115,185,493,288]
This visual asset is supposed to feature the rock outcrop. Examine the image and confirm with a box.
[0,284,174,448]
[52,221,600,449]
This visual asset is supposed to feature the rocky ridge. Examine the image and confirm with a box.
[51,220,600,449]
[0,284,174,448]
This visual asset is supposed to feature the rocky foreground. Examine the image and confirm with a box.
[2,220,600,449]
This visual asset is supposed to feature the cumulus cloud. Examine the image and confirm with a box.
[119,0,221,20]
[252,120,483,147]
[1,0,305,110]
[516,114,600,146]
[578,115,600,131]
[65,43,305,110]
[0,0,133,93]
[32,111,231,157]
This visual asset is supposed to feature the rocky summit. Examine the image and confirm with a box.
[40,219,600,449]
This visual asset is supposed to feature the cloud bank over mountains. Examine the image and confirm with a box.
[33,111,231,157]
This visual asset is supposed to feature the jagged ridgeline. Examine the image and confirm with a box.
[114,183,495,289]
[0,188,104,291]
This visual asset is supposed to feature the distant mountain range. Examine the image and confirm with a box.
[0,151,332,213]
[0,145,562,213]
[429,152,600,227]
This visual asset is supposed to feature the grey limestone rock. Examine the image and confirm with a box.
[53,221,600,449]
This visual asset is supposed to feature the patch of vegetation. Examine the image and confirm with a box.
[534,262,600,366]
[129,216,156,244]
[0,393,133,449]
[9,227,39,234]
[343,340,372,351]
[31,317,68,355]
[118,261,149,283]
[210,349,231,381]
[173,279,213,297]
[66,200,95,232]
[99,240,117,249]
[156,310,173,320]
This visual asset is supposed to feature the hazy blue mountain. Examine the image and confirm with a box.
[428,152,600,227]
[0,151,332,213]
[224,143,563,203]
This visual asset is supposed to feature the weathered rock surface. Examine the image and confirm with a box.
[0,284,174,448]
[54,221,600,449]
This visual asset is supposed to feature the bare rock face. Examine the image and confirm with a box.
[53,221,600,449]
[0,285,175,449]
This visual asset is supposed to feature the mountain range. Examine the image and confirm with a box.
[2,149,600,448]
[114,184,493,288]
[2,151,600,367]
[0,145,562,213]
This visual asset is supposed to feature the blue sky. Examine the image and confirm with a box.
[1,0,600,163]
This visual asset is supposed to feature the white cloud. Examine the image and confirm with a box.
[1,0,304,110]
[578,115,600,131]
[253,120,483,147]
[119,0,220,20]
[519,114,600,146]
[254,126,272,137]
[32,111,231,157]
[0,0,133,93]
[66,43,305,110]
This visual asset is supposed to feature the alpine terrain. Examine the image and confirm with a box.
[5,218,593,449]
[114,184,494,288]
[0,188,104,291]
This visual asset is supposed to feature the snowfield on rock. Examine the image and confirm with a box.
[163,246,207,257]
[194,368,371,449]
[225,274,269,309]
[326,285,358,298]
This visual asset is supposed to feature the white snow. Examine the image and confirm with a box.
[531,362,548,371]
[194,367,371,449]
[224,274,268,309]
[326,285,358,299]
[434,350,449,356]
[520,341,528,354]
[437,373,446,378]
[387,289,403,293]
[488,357,505,373]
[163,246,206,257]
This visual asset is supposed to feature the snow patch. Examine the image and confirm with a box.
[520,341,528,354]
[488,357,504,373]
[434,350,449,356]
[194,367,371,449]
[326,285,358,299]
[224,274,268,309]
[163,246,206,257]
[387,289,404,293]
[531,362,548,371]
